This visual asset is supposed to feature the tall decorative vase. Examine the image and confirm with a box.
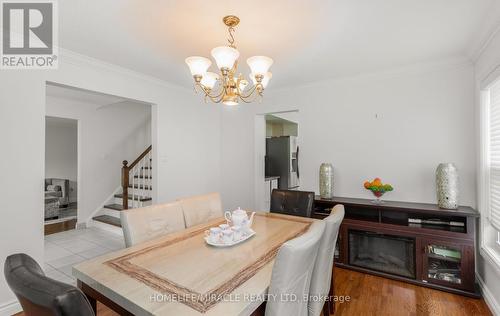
[319,163,334,199]
[436,163,459,209]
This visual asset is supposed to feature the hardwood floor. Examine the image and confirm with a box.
[44,218,77,235]
[333,267,492,316]
[14,267,492,315]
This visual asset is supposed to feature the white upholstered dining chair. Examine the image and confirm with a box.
[265,221,326,316]
[308,204,345,316]
[120,201,186,247]
[177,192,223,227]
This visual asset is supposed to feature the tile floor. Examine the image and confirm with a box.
[44,227,125,285]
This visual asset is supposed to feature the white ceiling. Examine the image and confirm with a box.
[59,0,500,88]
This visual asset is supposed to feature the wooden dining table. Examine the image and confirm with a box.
[73,212,316,315]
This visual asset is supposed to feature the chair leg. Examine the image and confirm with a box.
[322,301,330,316]
[329,268,335,314]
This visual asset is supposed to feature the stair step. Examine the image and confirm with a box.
[134,175,152,179]
[114,194,152,202]
[128,184,152,190]
[103,204,124,211]
[92,215,121,227]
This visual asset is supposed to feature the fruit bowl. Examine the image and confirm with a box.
[364,178,393,204]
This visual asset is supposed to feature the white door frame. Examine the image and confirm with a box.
[44,82,158,227]
[254,110,299,211]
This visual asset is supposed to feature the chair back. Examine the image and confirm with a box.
[265,221,326,316]
[4,253,94,316]
[270,189,315,217]
[121,201,186,247]
[308,205,345,316]
[177,192,223,227]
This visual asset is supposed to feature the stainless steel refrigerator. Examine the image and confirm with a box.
[265,136,299,189]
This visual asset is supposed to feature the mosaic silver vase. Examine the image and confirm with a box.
[436,163,459,209]
[319,163,334,199]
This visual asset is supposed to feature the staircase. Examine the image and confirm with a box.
[91,145,153,233]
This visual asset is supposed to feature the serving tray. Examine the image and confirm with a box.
[205,229,256,247]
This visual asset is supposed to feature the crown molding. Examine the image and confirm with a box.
[468,3,500,63]
[59,48,191,93]
[270,55,472,93]
[469,23,500,64]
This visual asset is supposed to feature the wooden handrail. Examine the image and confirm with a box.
[121,145,152,210]
[129,145,152,169]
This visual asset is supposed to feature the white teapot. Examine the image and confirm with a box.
[224,207,255,230]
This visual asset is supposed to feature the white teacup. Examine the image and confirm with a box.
[219,223,230,231]
[232,225,243,241]
[221,229,234,244]
[205,227,221,243]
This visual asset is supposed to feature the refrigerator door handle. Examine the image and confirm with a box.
[296,146,299,179]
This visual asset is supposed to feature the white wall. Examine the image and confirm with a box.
[222,62,476,210]
[474,27,500,315]
[45,119,78,203]
[46,98,151,223]
[0,51,221,313]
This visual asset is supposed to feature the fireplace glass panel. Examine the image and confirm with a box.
[349,230,416,279]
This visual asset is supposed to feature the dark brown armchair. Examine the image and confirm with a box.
[4,253,94,316]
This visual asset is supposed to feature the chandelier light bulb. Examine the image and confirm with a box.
[247,56,273,76]
[211,46,240,70]
[185,56,212,76]
[223,100,238,106]
[200,72,219,89]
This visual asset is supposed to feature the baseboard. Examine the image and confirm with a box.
[0,299,21,316]
[477,273,500,316]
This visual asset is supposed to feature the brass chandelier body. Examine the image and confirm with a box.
[185,16,273,106]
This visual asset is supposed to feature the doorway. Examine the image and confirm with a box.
[44,116,78,235]
[254,110,299,211]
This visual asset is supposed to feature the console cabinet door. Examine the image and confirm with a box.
[421,239,474,292]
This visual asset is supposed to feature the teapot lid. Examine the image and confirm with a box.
[234,207,246,214]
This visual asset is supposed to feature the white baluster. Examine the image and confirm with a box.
[147,151,153,197]
[149,151,152,198]
[133,166,137,207]
[131,166,134,209]
[141,158,145,206]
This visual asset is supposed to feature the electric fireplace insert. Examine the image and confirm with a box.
[348,229,416,279]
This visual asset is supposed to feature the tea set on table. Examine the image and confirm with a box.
[204,208,256,247]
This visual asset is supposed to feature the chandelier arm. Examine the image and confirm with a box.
[195,83,225,102]
[238,87,264,103]
[213,85,229,103]
[210,84,230,104]
[239,84,262,99]
[209,83,226,99]
[237,95,256,103]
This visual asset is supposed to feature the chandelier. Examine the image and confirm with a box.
[185,15,273,106]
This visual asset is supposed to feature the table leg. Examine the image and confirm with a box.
[250,301,266,316]
[77,280,96,314]
[77,279,134,316]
